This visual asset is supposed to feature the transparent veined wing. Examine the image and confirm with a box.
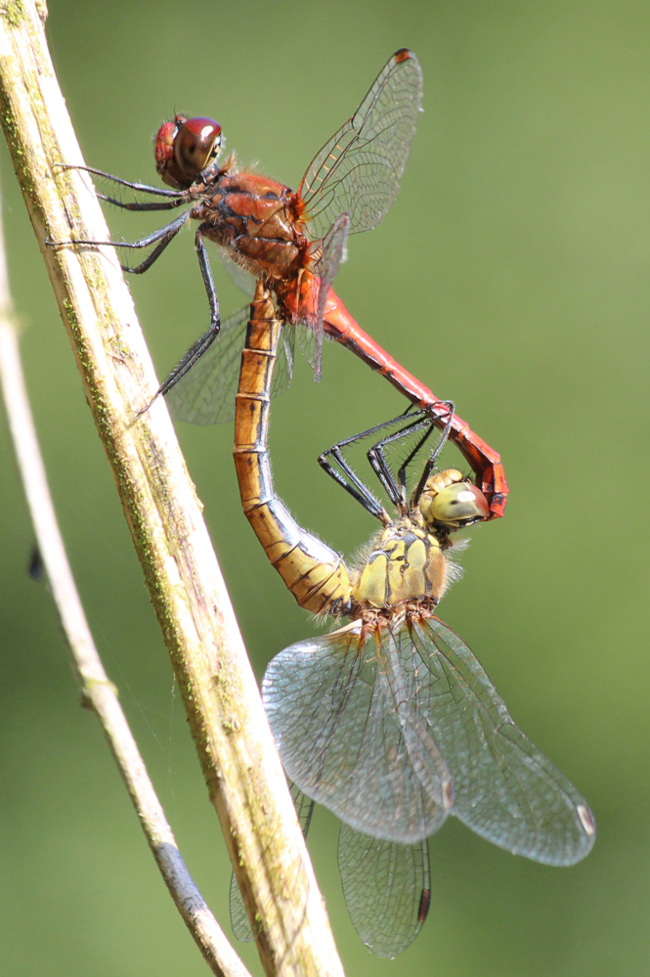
[219,251,257,299]
[262,625,451,844]
[264,618,595,863]
[403,617,597,865]
[229,870,253,944]
[298,212,351,380]
[338,823,430,959]
[299,49,423,241]
[165,305,295,425]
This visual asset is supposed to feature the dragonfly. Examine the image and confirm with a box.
[54,49,508,518]
[231,282,596,952]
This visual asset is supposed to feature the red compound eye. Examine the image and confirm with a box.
[154,116,222,189]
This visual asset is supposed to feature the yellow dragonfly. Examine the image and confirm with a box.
[228,283,595,955]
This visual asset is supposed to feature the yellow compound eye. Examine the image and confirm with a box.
[425,481,489,529]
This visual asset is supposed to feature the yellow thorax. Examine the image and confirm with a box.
[350,468,488,614]
[353,518,447,610]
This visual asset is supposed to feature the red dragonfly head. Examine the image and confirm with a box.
[154,115,223,190]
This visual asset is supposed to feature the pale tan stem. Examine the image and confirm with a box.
[0,312,250,977]
[0,3,344,975]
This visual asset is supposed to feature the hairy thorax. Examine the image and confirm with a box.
[191,170,308,282]
[350,517,451,621]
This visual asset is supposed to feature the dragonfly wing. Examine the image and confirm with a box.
[229,782,315,944]
[229,870,254,944]
[299,50,423,241]
[165,305,294,424]
[274,323,296,399]
[290,782,317,836]
[296,324,320,382]
[338,823,430,958]
[298,213,351,379]
[410,617,596,865]
[262,626,450,844]
[219,251,257,298]
[164,305,249,424]
[312,213,351,312]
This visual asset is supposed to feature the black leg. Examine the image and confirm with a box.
[97,191,190,213]
[55,163,184,198]
[49,212,191,273]
[319,403,457,519]
[195,227,220,333]
[318,408,422,520]
[120,214,190,273]
[142,227,223,398]
[135,227,222,410]
[318,444,388,521]
[147,230,225,402]
[366,413,434,505]
[153,325,222,402]
[410,402,456,505]
[366,402,455,506]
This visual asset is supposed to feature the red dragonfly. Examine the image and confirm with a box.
[59,49,507,517]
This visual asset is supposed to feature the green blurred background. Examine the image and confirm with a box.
[1,1,648,974]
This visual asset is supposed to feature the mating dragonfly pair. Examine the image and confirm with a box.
[56,50,595,958]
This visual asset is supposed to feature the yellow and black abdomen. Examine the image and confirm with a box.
[234,287,353,615]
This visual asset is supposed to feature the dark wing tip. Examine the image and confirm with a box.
[417,887,431,924]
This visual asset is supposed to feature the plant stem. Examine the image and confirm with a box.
[0,3,344,975]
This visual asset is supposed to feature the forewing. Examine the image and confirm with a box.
[299,50,423,241]
[165,306,294,424]
[409,617,596,865]
[338,824,430,958]
[262,626,450,844]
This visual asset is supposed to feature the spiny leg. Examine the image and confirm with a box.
[367,403,455,506]
[318,408,424,519]
[55,163,185,198]
[194,227,220,335]
[97,192,190,213]
[145,226,222,404]
[48,211,191,275]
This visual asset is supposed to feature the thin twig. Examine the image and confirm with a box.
[0,227,251,977]
[0,3,344,975]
